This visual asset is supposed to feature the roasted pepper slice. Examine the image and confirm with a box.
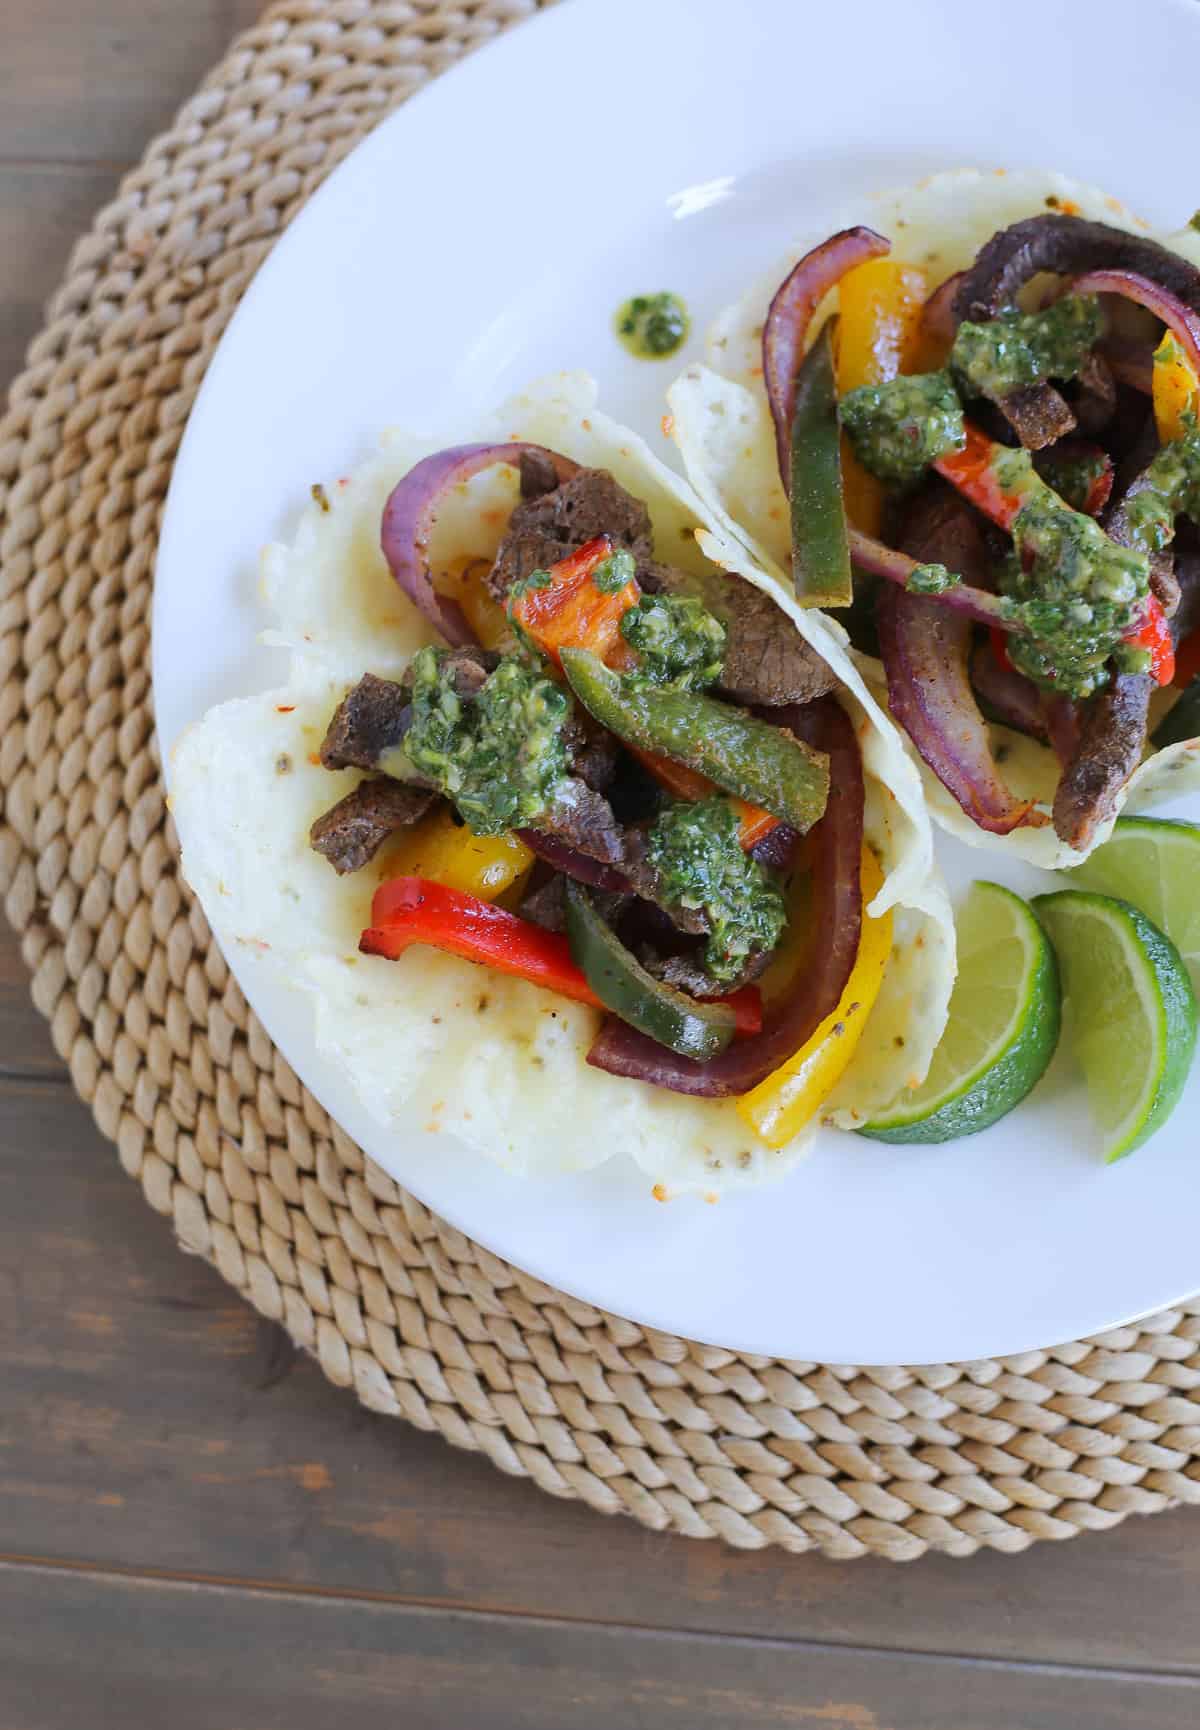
[790,322,853,606]
[561,648,831,832]
[363,877,763,1036]
[628,749,778,849]
[836,257,929,534]
[1153,331,1200,446]
[382,805,534,899]
[564,880,738,1061]
[735,848,892,1147]
[1125,592,1176,686]
[507,534,640,670]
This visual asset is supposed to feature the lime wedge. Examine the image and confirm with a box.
[1033,890,1197,1162]
[1068,815,1200,995]
[861,882,1060,1144]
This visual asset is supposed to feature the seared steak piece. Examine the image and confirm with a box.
[646,945,771,998]
[998,382,1076,451]
[955,215,1200,326]
[1052,673,1150,852]
[639,560,837,707]
[310,777,437,875]
[487,467,654,599]
[562,707,618,793]
[518,448,565,502]
[1070,352,1117,436]
[319,673,411,771]
[538,777,628,866]
[519,873,568,933]
[318,650,497,772]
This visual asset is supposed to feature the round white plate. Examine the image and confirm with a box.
[155,0,1200,1363]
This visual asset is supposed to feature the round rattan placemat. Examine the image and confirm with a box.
[3,0,1200,1563]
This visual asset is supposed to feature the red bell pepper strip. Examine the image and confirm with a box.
[939,423,1174,688]
[933,421,1025,533]
[507,534,640,671]
[361,878,764,1037]
[1126,593,1176,686]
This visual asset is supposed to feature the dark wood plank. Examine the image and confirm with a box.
[0,164,126,416]
[0,0,267,165]
[4,1075,1200,1674]
[3,1561,1198,1730]
[0,924,65,1079]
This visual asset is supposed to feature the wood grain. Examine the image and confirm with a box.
[4,1074,1200,1683]
[0,1,266,164]
[4,1561,1200,1730]
[2,2,1200,1726]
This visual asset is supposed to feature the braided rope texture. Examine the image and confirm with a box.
[2,0,1200,1562]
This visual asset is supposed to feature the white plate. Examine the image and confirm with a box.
[155,0,1200,1363]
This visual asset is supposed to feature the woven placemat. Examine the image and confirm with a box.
[3,0,1200,1563]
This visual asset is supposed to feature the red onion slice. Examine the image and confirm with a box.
[586,697,863,1098]
[381,443,579,646]
[762,227,889,485]
[1070,270,1200,381]
[876,586,1044,835]
[918,270,965,359]
[848,527,1017,631]
[515,829,631,894]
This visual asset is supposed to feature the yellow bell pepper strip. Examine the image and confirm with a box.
[383,804,534,900]
[437,556,511,650]
[835,257,929,535]
[735,848,891,1147]
[1152,331,1200,445]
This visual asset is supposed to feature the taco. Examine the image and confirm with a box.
[170,375,953,1192]
[668,168,1200,868]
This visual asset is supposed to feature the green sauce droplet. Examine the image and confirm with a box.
[614,292,689,360]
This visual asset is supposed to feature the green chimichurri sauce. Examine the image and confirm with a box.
[619,593,726,689]
[1122,415,1200,554]
[950,294,1102,401]
[615,293,690,360]
[994,454,1150,699]
[838,369,965,487]
[645,797,787,985]
[905,561,960,595]
[1035,445,1109,515]
[403,645,572,835]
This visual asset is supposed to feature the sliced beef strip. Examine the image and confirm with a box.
[997,382,1076,451]
[645,945,772,999]
[955,215,1200,327]
[319,673,412,772]
[638,559,838,707]
[519,872,568,934]
[310,778,437,875]
[1069,351,1118,437]
[562,707,618,793]
[318,650,498,772]
[518,448,564,502]
[1052,672,1150,852]
[537,777,628,866]
[487,467,654,600]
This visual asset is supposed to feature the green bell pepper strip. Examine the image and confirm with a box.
[563,881,737,1061]
[790,321,853,607]
[560,648,831,833]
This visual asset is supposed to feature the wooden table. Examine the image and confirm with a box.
[3,6,1199,1726]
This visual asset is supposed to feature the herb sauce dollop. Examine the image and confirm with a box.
[615,293,690,360]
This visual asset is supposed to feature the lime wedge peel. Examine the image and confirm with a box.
[1069,815,1200,997]
[861,881,1061,1145]
[1033,889,1197,1163]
